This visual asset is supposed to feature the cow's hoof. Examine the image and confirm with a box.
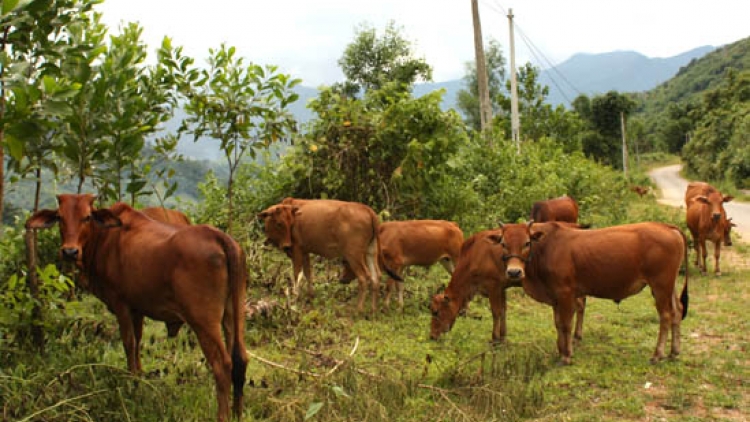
[714,272,722,277]
[649,355,664,364]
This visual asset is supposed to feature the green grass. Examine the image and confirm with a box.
[2,223,749,421]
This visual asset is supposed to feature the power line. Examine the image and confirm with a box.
[479,0,585,106]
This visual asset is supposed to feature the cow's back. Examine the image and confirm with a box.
[684,182,715,207]
[531,196,578,223]
[293,200,377,258]
[141,207,191,226]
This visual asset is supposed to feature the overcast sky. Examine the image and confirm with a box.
[97,0,749,87]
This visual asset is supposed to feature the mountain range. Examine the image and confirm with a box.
[174,46,716,160]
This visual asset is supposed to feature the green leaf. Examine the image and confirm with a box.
[5,133,24,160]
[304,402,323,420]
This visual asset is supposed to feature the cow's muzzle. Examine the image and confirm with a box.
[62,247,79,260]
[712,213,721,222]
[506,267,525,280]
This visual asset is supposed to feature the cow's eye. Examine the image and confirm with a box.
[524,241,532,248]
[82,215,92,222]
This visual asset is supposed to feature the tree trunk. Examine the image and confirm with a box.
[0,27,9,231]
[25,229,45,351]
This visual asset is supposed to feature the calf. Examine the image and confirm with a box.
[27,194,248,422]
[429,229,585,343]
[491,221,688,364]
[258,198,400,313]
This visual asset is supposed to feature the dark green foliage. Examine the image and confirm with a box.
[683,69,750,187]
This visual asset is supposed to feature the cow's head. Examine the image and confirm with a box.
[25,194,122,263]
[487,221,541,281]
[257,204,298,255]
[429,285,459,340]
[695,192,733,223]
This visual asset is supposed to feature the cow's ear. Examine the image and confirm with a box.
[530,230,545,242]
[25,209,59,229]
[291,206,300,216]
[696,196,709,204]
[91,209,122,228]
[487,233,503,244]
[723,195,734,203]
[257,211,269,220]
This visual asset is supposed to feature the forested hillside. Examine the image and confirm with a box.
[632,36,750,186]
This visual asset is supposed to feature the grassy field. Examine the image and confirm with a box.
[2,209,749,421]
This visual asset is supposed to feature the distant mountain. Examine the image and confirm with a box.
[167,46,716,160]
[538,46,715,106]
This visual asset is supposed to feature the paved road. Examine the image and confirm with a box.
[648,164,750,243]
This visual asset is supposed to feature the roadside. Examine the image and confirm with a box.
[648,164,750,243]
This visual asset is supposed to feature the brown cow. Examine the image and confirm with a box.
[490,221,689,365]
[430,229,585,343]
[27,194,248,422]
[378,220,464,310]
[685,182,735,275]
[258,198,401,313]
[630,185,650,197]
[530,196,579,223]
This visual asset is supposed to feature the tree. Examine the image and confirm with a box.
[338,21,432,96]
[575,91,636,168]
[1,0,97,224]
[178,44,299,233]
[457,38,506,131]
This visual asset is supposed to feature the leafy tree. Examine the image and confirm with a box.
[282,82,467,218]
[178,44,299,233]
[0,0,98,222]
[457,38,506,130]
[338,21,432,96]
[574,91,636,168]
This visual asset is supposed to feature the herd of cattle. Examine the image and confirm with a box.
[23,182,737,421]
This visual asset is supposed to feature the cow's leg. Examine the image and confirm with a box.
[302,253,314,297]
[690,232,700,266]
[383,261,403,309]
[574,297,586,342]
[650,284,675,363]
[488,286,507,343]
[131,313,145,373]
[699,238,708,275]
[713,240,722,276]
[112,304,140,373]
[553,298,576,365]
[192,323,233,422]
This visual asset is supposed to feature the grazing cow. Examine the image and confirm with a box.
[430,229,586,343]
[530,196,579,223]
[379,220,464,309]
[258,198,401,313]
[490,221,689,365]
[685,183,735,275]
[26,194,248,422]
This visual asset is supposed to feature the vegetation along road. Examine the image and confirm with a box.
[649,164,750,242]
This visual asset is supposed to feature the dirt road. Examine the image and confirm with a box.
[648,164,750,243]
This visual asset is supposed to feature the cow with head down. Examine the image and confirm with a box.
[27,194,248,422]
[489,221,689,365]
[685,182,735,275]
[258,198,401,314]
[429,228,586,344]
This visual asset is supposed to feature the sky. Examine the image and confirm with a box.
[97,0,750,87]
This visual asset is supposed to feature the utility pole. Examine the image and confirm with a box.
[471,0,492,139]
[508,8,520,153]
[621,111,628,177]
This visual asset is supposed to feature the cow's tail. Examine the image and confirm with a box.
[676,226,689,320]
[372,213,402,282]
[217,232,248,418]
